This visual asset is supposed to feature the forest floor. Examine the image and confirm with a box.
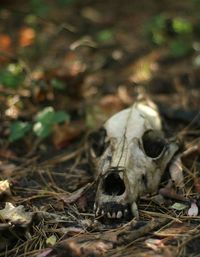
[0,0,200,256]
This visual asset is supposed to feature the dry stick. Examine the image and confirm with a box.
[40,147,84,167]
[115,218,169,246]
[52,218,170,256]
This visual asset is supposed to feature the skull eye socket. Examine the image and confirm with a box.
[142,130,166,158]
[88,127,108,158]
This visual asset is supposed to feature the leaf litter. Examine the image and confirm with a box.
[0,0,200,257]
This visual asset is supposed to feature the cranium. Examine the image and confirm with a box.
[89,100,179,220]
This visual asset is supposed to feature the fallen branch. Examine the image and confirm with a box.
[38,218,169,257]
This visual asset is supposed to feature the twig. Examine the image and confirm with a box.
[47,218,170,257]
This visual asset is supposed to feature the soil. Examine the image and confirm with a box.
[0,0,200,256]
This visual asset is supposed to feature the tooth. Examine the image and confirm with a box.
[119,172,123,179]
[101,210,105,216]
[116,211,123,219]
[107,212,111,218]
[131,202,139,219]
[112,212,116,218]
[94,203,96,211]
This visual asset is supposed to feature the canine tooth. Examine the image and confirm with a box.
[112,212,116,218]
[116,211,123,219]
[94,203,96,211]
[119,172,123,179]
[107,212,112,218]
[101,210,105,216]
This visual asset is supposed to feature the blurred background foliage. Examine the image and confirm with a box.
[0,0,200,152]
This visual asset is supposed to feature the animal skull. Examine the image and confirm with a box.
[89,100,179,220]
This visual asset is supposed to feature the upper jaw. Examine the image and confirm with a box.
[94,200,132,221]
[94,166,139,221]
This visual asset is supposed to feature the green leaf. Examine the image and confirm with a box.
[51,79,65,91]
[30,0,50,16]
[96,29,114,43]
[171,202,187,211]
[33,121,52,138]
[0,63,25,88]
[145,14,167,45]
[58,0,75,6]
[34,107,70,138]
[52,111,70,124]
[172,18,193,35]
[170,39,193,57]
[35,107,55,124]
[152,31,166,45]
[9,121,31,142]
[151,14,167,30]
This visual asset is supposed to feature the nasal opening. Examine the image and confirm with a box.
[103,173,125,196]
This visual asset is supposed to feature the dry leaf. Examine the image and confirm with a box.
[150,194,165,205]
[99,94,124,115]
[0,149,16,159]
[46,235,57,246]
[0,202,34,227]
[170,202,187,211]
[117,85,133,104]
[0,163,16,178]
[62,183,93,204]
[0,33,12,63]
[0,180,11,198]
[145,238,163,251]
[19,27,35,47]
[52,121,85,149]
[194,177,200,193]
[159,186,186,201]
[0,34,11,52]
[169,156,184,188]
[188,202,199,216]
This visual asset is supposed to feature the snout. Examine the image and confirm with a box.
[94,167,132,221]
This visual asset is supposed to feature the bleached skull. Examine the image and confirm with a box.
[89,101,179,220]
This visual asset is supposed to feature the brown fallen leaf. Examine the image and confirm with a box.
[0,34,11,51]
[52,121,85,149]
[19,27,35,47]
[0,149,16,159]
[99,94,124,115]
[169,155,184,189]
[0,163,16,178]
[61,182,95,211]
[0,202,34,227]
[194,177,200,193]
[0,33,12,63]
[117,85,133,105]
[61,52,86,77]
[159,181,186,202]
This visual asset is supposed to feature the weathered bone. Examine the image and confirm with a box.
[89,100,180,220]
